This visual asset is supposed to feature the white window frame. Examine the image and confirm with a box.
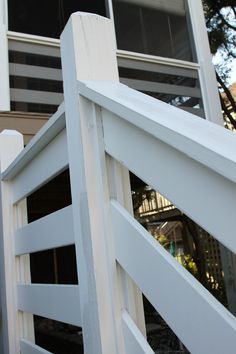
[0,0,10,111]
[107,0,223,125]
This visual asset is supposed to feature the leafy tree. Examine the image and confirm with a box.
[202,0,236,128]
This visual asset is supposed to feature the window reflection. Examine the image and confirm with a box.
[113,0,195,61]
[8,0,106,38]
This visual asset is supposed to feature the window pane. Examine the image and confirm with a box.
[8,0,107,38]
[112,0,196,61]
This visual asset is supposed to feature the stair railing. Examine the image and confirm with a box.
[0,12,236,354]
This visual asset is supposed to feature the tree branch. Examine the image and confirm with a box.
[217,72,236,112]
[219,94,236,130]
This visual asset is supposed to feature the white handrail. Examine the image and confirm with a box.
[78,80,236,182]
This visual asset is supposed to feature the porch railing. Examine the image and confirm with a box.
[0,12,236,354]
[7,30,203,117]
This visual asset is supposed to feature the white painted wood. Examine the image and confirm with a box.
[180,106,204,118]
[9,63,62,81]
[18,284,81,326]
[20,339,52,354]
[77,81,236,184]
[11,128,68,203]
[111,199,236,354]
[0,0,10,111]
[0,0,7,27]
[117,56,198,78]
[187,0,223,125]
[120,77,201,97]
[61,13,126,354]
[15,200,35,344]
[101,105,236,253]
[15,205,74,255]
[0,130,33,354]
[106,156,146,337]
[122,311,155,354]
[8,34,60,56]
[2,103,65,180]
[117,49,200,70]
[10,88,63,106]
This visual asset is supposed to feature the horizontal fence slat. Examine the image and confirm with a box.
[111,200,236,354]
[18,284,81,326]
[102,108,236,254]
[10,88,63,105]
[15,205,74,255]
[9,63,62,81]
[8,38,60,57]
[122,311,155,354]
[120,78,201,98]
[20,339,52,354]
[12,128,68,203]
[117,57,198,79]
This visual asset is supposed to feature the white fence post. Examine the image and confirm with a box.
[61,12,145,354]
[0,0,10,111]
[0,130,34,354]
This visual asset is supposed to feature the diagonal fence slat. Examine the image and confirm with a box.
[122,310,155,354]
[11,128,68,203]
[15,205,74,255]
[111,199,236,354]
[18,284,81,326]
[20,339,53,354]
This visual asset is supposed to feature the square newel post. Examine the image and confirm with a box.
[61,12,145,354]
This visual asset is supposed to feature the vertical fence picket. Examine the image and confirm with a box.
[106,156,146,336]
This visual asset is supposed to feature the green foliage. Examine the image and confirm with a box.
[132,186,155,213]
[155,234,169,248]
[203,0,236,58]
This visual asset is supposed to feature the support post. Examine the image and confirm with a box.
[0,0,10,111]
[187,0,223,125]
[61,12,145,354]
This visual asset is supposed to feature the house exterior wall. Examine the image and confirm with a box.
[0,0,223,137]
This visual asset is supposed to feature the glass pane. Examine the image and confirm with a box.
[113,0,196,61]
[8,0,107,38]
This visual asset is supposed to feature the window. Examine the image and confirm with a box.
[8,0,107,38]
[112,0,196,61]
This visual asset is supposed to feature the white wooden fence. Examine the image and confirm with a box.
[0,12,236,354]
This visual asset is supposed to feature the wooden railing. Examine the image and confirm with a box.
[8,32,63,113]
[0,12,236,354]
[7,31,203,116]
[138,192,174,217]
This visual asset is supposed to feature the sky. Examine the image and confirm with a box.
[229,59,236,85]
[212,54,236,86]
[216,6,236,86]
